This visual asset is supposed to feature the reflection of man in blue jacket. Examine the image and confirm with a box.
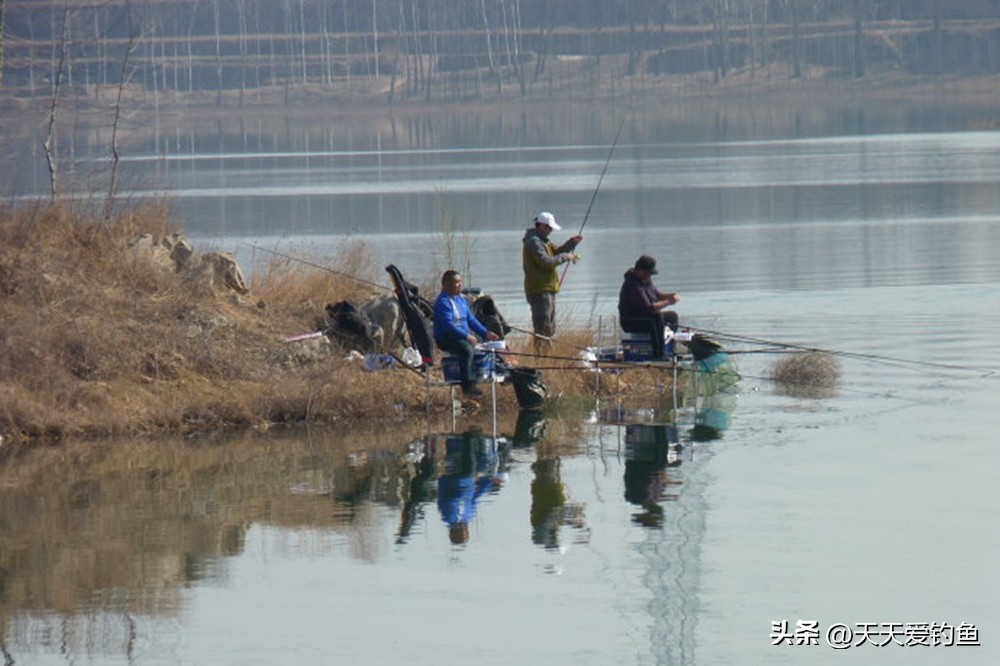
[437,431,503,544]
[433,270,499,397]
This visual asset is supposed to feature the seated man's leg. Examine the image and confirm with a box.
[438,336,479,394]
[649,315,666,359]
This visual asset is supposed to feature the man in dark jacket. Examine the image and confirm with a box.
[618,255,680,360]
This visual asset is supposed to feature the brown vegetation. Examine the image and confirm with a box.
[0,201,658,450]
[770,350,841,399]
[0,202,442,448]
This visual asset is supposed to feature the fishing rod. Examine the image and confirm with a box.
[241,242,390,292]
[507,324,555,342]
[559,107,632,287]
[686,325,997,377]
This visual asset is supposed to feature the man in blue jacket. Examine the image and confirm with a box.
[433,270,499,396]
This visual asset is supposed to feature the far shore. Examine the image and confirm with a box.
[4,68,1000,137]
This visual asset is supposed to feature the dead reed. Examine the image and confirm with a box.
[770,351,841,398]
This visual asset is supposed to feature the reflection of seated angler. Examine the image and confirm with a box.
[437,431,502,545]
[624,429,680,528]
[618,255,680,360]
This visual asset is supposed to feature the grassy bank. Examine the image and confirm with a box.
[0,202,675,451]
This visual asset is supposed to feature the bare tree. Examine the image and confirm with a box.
[43,2,70,201]
[852,0,866,77]
[0,0,7,91]
[372,0,380,80]
[106,3,141,221]
[789,0,802,77]
[480,0,496,74]
[213,0,225,105]
[297,0,308,84]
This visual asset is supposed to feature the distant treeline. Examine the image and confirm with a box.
[2,0,999,105]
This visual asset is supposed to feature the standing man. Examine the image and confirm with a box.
[433,270,499,397]
[521,211,582,355]
[618,255,681,360]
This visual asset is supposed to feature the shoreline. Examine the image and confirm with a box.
[0,202,673,453]
[4,69,1000,136]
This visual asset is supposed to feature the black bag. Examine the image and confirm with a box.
[471,295,512,339]
[324,301,378,350]
[510,367,548,409]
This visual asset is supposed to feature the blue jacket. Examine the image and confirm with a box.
[433,292,489,344]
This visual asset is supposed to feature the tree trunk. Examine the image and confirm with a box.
[44,4,70,202]
[852,0,866,77]
[480,0,496,74]
[237,0,247,104]
[0,0,7,90]
[298,0,308,84]
[790,0,802,78]
[213,0,223,105]
[932,0,943,74]
[106,5,140,220]
[372,0,380,80]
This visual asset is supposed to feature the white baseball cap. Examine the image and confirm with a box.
[533,211,561,231]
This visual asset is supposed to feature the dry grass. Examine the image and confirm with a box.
[0,202,469,449]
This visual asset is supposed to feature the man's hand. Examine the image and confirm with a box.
[570,235,583,244]
[656,293,680,309]
[486,331,500,342]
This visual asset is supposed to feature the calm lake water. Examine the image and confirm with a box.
[2,102,1000,664]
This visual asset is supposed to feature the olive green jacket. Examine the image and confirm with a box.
[522,227,579,296]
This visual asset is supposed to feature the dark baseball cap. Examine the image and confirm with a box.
[634,255,658,274]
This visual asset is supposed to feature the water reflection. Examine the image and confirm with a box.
[623,425,684,528]
[436,430,509,546]
[0,395,739,663]
[529,443,589,554]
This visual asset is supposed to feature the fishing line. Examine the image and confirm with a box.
[241,242,390,292]
[501,359,914,402]
[686,325,997,377]
[732,370,915,401]
[497,348,931,401]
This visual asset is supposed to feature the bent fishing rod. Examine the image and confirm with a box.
[240,242,390,292]
[559,107,632,288]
